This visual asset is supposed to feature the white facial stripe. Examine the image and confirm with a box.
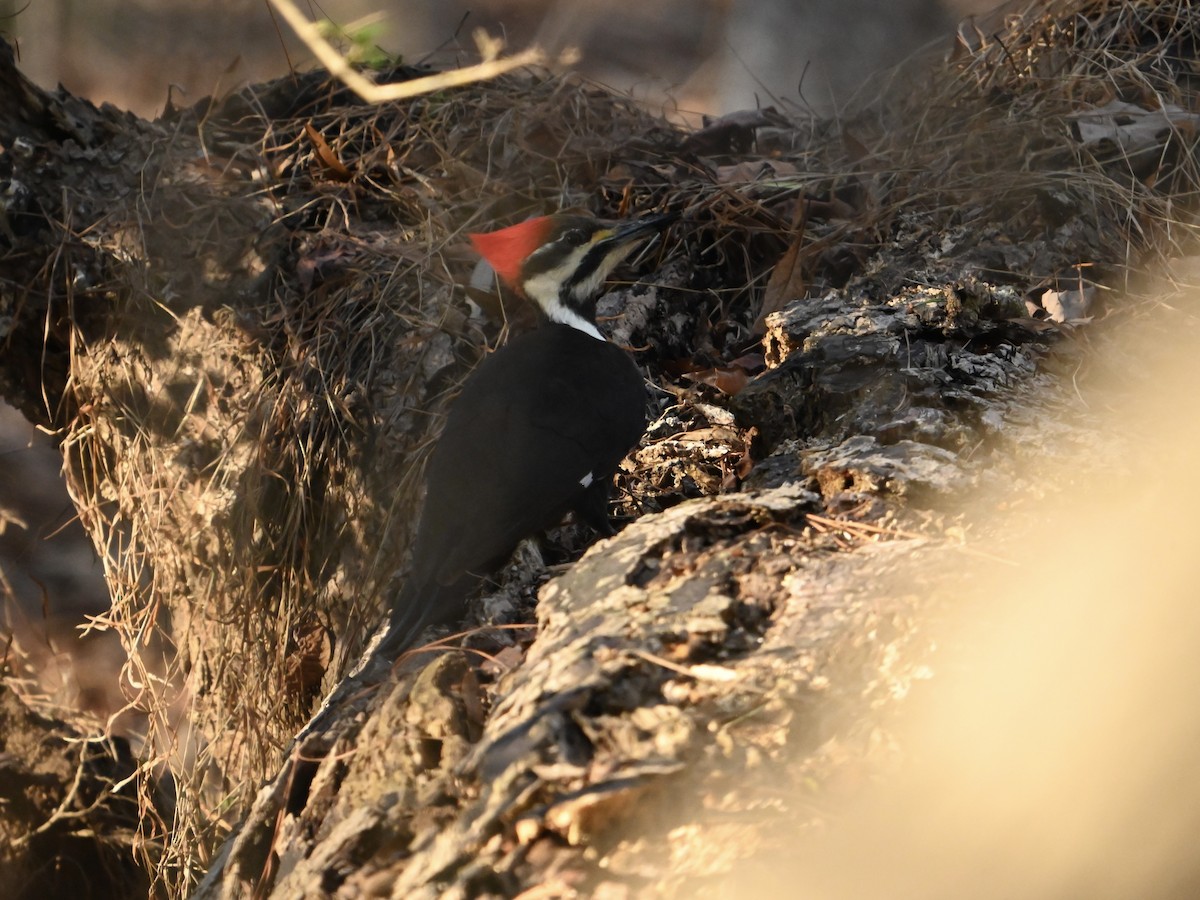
[571,242,641,304]
[521,244,593,325]
[521,237,644,342]
[521,245,590,300]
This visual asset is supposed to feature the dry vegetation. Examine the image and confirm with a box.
[3,0,1200,896]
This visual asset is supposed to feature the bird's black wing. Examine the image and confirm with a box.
[410,327,645,589]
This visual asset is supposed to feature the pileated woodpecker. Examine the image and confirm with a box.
[379,212,670,655]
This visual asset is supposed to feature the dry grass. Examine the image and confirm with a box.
[30,0,1200,893]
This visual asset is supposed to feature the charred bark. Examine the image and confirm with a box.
[0,674,148,899]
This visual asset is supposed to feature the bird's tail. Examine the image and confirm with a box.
[374,574,477,659]
[289,571,479,749]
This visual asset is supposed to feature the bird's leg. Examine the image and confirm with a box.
[572,477,616,537]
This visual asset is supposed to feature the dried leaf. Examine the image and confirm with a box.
[296,244,353,292]
[715,159,799,184]
[680,107,787,155]
[1039,287,1094,322]
[757,234,807,335]
[460,665,486,735]
[283,621,333,697]
[754,189,816,334]
[1070,99,1200,155]
[479,643,525,676]
[304,121,353,181]
[676,426,742,445]
[734,427,758,479]
[721,465,739,492]
[685,365,751,395]
[727,351,766,373]
[694,402,736,426]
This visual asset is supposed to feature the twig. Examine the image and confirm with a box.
[267,0,577,104]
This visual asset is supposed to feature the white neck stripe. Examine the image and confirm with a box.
[546,302,605,341]
[522,253,607,342]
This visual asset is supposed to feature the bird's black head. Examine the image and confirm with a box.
[470,212,671,337]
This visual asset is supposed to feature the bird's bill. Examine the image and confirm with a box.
[585,213,675,272]
[602,212,677,246]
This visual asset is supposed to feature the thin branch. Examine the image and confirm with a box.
[266,0,578,103]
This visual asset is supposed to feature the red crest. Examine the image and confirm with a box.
[468,217,554,288]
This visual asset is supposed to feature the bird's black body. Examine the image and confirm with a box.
[379,212,669,655]
[419,325,645,574]
[382,327,645,652]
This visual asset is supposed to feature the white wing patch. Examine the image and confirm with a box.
[579,471,595,488]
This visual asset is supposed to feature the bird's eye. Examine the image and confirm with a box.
[562,228,587,247]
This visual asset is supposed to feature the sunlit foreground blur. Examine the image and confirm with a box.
[752,303,1200,899]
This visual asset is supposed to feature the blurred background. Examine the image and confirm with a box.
[2,0,996,120]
